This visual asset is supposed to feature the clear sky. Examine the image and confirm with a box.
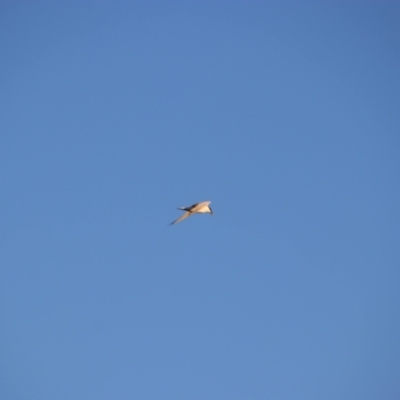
[1,2,399,399]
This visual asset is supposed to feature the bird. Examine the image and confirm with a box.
[170,201,213,225]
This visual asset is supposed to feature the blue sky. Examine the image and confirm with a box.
[1,2,399,399]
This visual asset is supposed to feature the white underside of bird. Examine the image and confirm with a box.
[170,201,213,225]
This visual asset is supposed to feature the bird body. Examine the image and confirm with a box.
[170,201,213,225]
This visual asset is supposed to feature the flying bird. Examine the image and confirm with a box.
[170,201,213,225]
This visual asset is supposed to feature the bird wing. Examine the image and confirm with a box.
[170,211,191,225]
[178,202,198,212]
